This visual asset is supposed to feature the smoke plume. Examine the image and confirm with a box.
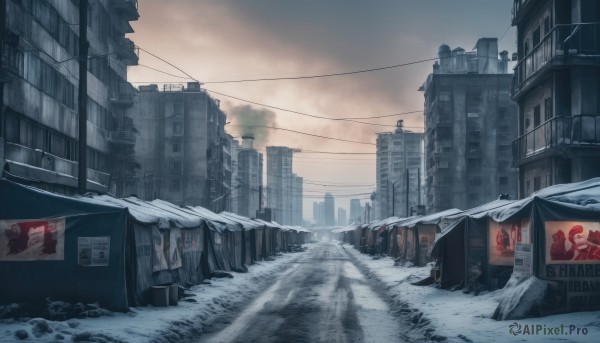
[227,105,277,148]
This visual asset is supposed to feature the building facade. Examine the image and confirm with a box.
[511,0,600,197]
[349,198,363,224]
[337,208,347,226]
[292,173,303,225]
[125,82,228,210]
[1,0,139,194]
[324,192,335,226]
[313,201,324,226]
[420,38,519,213]
[266,146,294,224]
[376,120,424,219]
[236,136,263,218]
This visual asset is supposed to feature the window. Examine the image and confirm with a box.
[534,176,541,191]
[439,93,451,101]
[170,159,182,173]
[533,27,541,46]
[544,16,551,35]
[171,179,181,191]
[544,98,553,121]
[499,176,508,186]
[468,158,481,170]
[173,122,182,135]
[173,142,181,153]
[533,105,541,127]
[173,102,183,115]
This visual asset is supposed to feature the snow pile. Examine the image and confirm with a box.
[492,275,548,321]
[0,246,313,343]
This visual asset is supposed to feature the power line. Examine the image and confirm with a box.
[200,57,439,84]
[137,64,192,80]
[229,125,375,146]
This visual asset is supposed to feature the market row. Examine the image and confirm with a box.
[0,179,311,312]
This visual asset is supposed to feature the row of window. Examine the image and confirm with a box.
[23,0,80,57]
[5,111,108,171]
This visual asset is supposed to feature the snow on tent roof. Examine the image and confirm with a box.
[254,218,285,229]
[219,211,265,230]
[149,199,239,231]
[399,208,464,229]
[185,206,236,225]
[123,197,204,229]
[292,226,312,233]
[386,216,421,229]
[366,216,403,230]
[489,177,600,222]
[84,195,171,229]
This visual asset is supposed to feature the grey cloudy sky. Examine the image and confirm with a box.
[129,0,517,221]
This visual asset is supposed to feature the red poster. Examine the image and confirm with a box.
[545,221,600,264]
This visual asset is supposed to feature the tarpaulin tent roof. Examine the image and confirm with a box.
[332,224,359,233]
[400,208,463,229]
[488,177,600,222]
[254,218,285,229]
[182,206,240,232]
[123,197,205,229]
[219,212,265,230]
[82,195,171,228]
[365,216,404,230]
[0,179,129,311]
[386,216,421,230]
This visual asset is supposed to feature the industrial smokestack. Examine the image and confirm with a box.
[242,135,255,149]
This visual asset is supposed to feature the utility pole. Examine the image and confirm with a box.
[0,0,6,160]
[77,0,89,194]
[405,169,409,217]
[392,181,395,216]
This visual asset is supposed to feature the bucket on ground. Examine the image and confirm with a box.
[168,283,178,306]
[151,286,169,307]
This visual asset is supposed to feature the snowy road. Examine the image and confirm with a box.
[197,242,408,343]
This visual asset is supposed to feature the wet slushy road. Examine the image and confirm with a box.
[197,242,406,343]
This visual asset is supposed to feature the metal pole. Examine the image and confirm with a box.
[405,169,409,217]
[392,181,395,216]
[77,0,89,194]
[0,0,6,145]
[418,167,421,206]
[386,179,390,217]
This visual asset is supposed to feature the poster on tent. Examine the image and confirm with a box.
[168,229,182,270]
[395,228,406,257]
[488,219,530,266]
[0,218,65,261]
[181,229,202,254]
[418,225,436,258]
[545,221,600,264]
[77,236,110,266]
[152,227,169,272]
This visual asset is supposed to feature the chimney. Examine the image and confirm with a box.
[242,135,254,149]
[395,120,404,133]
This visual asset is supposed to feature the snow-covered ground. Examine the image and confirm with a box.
[344,242,600,343]
[0,246,313,343]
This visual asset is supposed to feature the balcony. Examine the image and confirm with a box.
[0,46,19,83]
[4,143,110,190]
[513,23,600,98]
[110,81,136,107]
[512,0,536,25]
[107,131,136,146]
[111,0,139,21]
[512,114,600,165]
[116,38,139,65]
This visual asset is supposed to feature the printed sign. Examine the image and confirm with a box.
[489,220,530,266]
[514,243,533,277]
[168,229,182,270]
[181,229,202,253]
[152,227,169,272]
[78,237,110,266]
[0,218,65,261]
[545,221,600,264]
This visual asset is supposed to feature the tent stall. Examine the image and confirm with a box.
[219,212,266,263]
[394,209,462,266]
[430,199,515,290]
[384,216,419,260]
[0,179,130,311]
[486,178,600,314]
[84,195,209,306]
[432,177,600,298]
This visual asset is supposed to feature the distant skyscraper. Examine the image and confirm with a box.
[349,199,362,224]
[324,193,335,226]
[266,146,294,224]
[292,174,303,225]
[376,120,424,219]
[313,201,324,226]
[337,208,347,226]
